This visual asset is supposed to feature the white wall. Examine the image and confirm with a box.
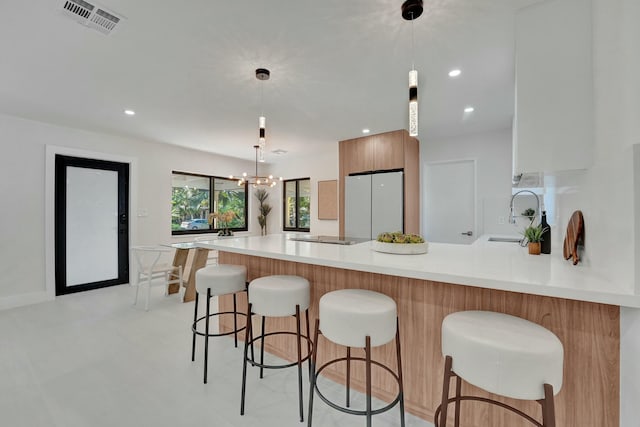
[592,0,640,425]
[269,145,340,237]
[420,128,514,238]
[541,0,640,425]
[0,113,257,308]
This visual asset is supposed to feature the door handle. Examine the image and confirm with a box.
[460,231,473,236]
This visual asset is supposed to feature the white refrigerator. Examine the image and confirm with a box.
[344,170,404,240]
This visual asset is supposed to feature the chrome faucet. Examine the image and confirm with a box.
[509,190,541,225]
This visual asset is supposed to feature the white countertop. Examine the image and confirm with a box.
[195,234,640,308]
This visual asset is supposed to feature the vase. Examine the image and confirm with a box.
[528,242,541,255]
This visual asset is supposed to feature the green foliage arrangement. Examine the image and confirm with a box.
[376,232,425,244]
[521,208,536,220]
[522,224,547,243]
[255,188,272,236]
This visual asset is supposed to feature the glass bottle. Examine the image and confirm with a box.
[540,211,551,254]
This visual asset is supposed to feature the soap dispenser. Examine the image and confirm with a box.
[540,211,551,254]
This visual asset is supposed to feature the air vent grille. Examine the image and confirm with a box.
[88,8,120,33]
[60,0,124,35]
[63,0,93,19]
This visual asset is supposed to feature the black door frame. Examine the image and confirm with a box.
[55,155,129,296]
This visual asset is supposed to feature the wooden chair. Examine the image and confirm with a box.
[131,246,183,311]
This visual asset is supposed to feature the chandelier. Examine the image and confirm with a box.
[230,145,282,187]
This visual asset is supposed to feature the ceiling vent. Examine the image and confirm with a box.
[60,0,124,35]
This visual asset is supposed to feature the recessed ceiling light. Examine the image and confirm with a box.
[448,69,461,77]
[464,106,475,113]
[362,129,370,134]
[124,109,136,116]
[272,149,288,155]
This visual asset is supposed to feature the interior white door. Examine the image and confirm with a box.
[424,160,476,244]
[344,174,372,239]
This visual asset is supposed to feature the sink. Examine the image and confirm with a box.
[488,237,522,243]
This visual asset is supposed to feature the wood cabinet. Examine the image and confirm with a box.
[513,0,593,175]
[339,129,419,236]
[339,136,373,174]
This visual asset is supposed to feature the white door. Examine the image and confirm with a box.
[424,160,476,244]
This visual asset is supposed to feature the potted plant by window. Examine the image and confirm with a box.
[523,224,547,255]
[254,188,272,236]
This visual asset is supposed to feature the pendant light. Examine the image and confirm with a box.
[228,68,282,187]
[256,68,269,162]
[402,0,423,137]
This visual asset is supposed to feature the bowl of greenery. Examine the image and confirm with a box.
[372,232,428,254]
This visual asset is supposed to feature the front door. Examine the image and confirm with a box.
[55,155,129,295]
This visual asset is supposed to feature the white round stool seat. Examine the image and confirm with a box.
[195,264,247,296]
[249,275,310,317]
[320,289,397,348]
[442,311,564,401]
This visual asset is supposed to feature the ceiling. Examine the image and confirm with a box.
[0,0,541,163]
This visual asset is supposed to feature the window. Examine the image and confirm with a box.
[283,178,311,231]
[171,172,248,235]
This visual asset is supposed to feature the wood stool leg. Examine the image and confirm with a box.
[542,383,556,427]
[395,319,406,427]
[454,375,462,427]
[437,355,454,427]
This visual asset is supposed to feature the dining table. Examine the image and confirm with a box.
[165,241,211,302]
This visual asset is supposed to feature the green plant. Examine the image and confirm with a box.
[376,232,425,244]
[254,188,272,236]
[522,225,547,243]
[521,208,536,219]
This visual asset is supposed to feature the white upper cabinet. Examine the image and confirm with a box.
[514,0,593,175]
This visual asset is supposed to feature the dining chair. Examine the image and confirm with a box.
[131,245,184,311]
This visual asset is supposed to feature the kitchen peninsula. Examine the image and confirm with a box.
[199,234,629,427]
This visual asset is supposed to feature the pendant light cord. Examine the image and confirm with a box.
[410,11,415,70]
[260,78,264,116]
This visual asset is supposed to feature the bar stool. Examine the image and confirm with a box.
[308,289,405,427]
[434,310,564,427]
[191,264,247,384]
[240,275,312,422]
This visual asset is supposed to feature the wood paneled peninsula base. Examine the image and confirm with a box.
[218,251,619,427]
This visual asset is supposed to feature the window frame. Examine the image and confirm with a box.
[171,171,249,236]
[282,177,311,232]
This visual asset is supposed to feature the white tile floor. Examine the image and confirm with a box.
[1,285,432,427]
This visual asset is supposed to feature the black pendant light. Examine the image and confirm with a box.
[402,0,423,137]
